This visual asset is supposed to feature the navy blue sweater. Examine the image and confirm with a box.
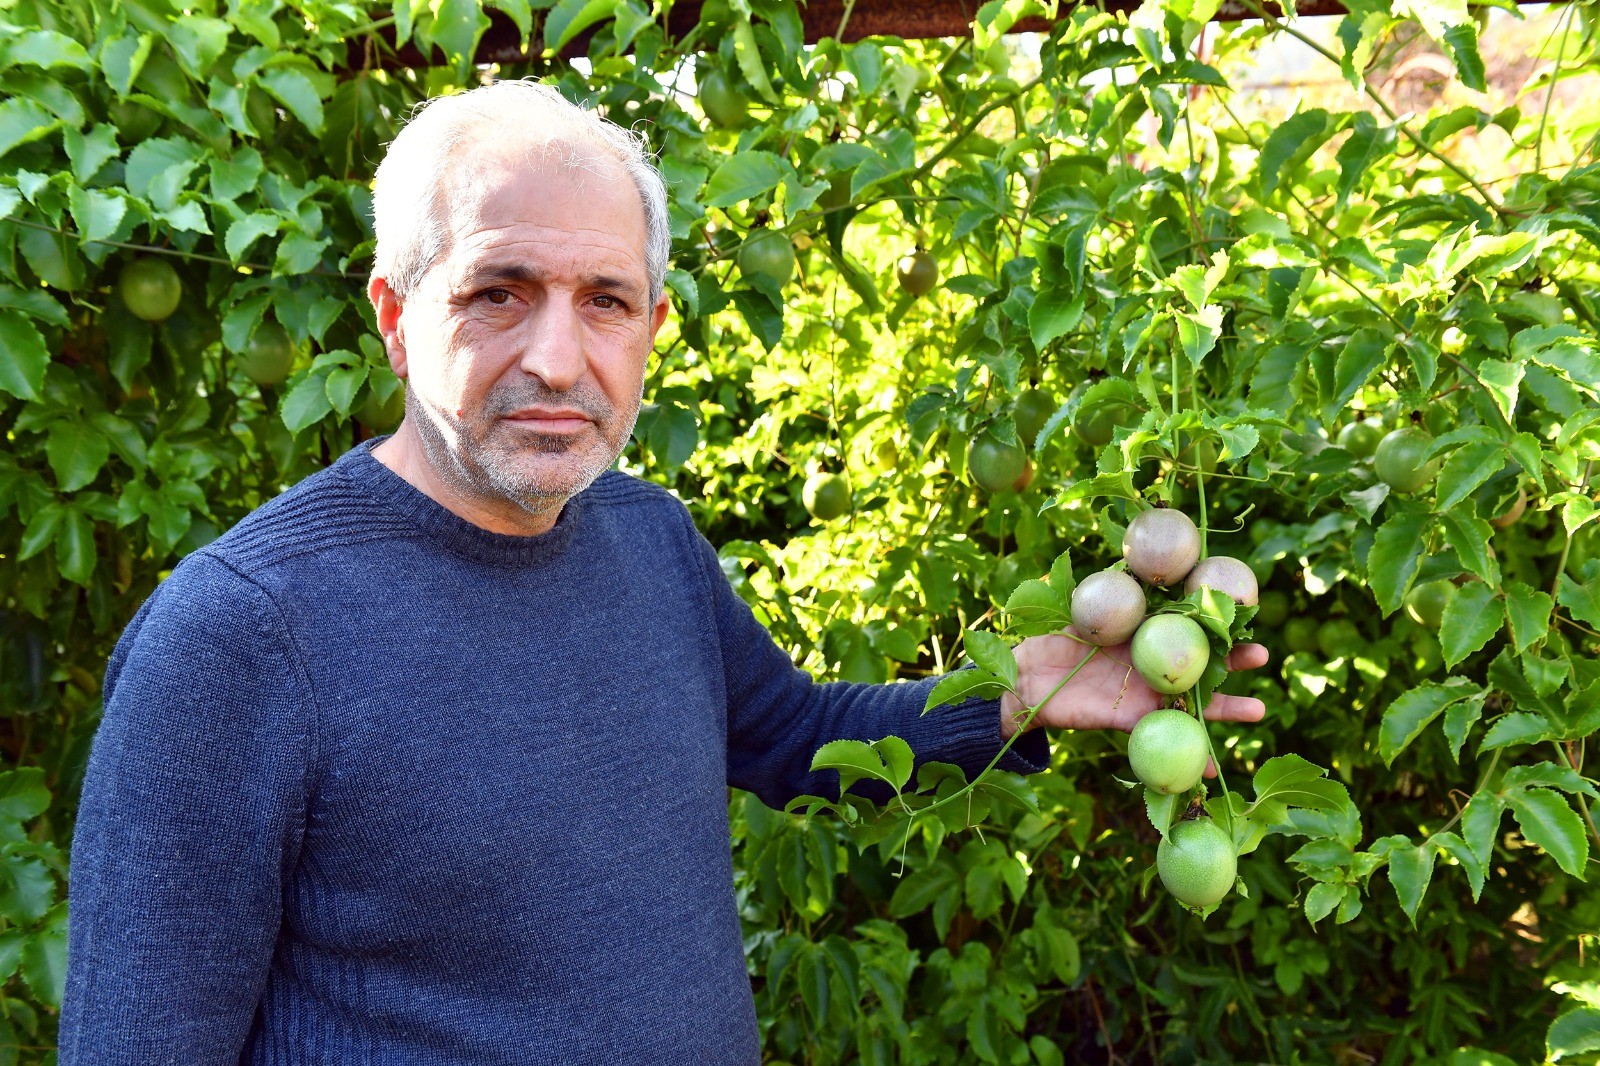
[61,438,1048,1063]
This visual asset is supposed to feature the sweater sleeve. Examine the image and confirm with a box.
[677,511,1050,810]
[60,551,314,1065]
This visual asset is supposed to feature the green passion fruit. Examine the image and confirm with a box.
[896,250,939,296]
[737,229,796,286]
[802,473,850,521]
[1255,589,1290,629]
[697,67,748,128]
[237,320,296,387]
[118,258,183,322]
[1070,569,1146,646]
[357,382,406,432]
[968,435,1028,494]
[1013,388,1056,451]
[1316,618,1363,660]
[1284,616,1319,653]
[1128,709,1209,795]
[1131,614,1211,694]
[1157,818,1238,908]
[1404,581,1455,629]
[1122,508,1202,587]
[1336,419,1384,459]
[1373,427,1442,494]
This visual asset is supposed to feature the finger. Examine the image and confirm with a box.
[1202,693,1266,722]
[1225,643,1269,671]
[1203,756,1218,779]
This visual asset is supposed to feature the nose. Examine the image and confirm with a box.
[518,296,586,393]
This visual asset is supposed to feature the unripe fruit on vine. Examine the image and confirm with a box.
[1183,556,1259,607]
[1336,420,1383,459]
[1070,569,1146,646]
[1316,618,1363,660]
[1284,617,1319,653]
[1074,400,1123,447]
[968,435,1028,494]
[238,321,295,386]
[357,383,406,432]
[1374,427,1441,494]
[1488,487,1527,528]
[738,229,796,286]
[1131,614,1211,694]
[118,258,183,322]
[1404,580,1455,629]
[1157,818,1237,908]
[697,67,748,128]
[1013,388,1056,450]
[896,251,938,296]
[1128,709,1209,795]
[1122,508,1201,587]
[802,473,850,521]
[1011,459,1034,492]
[1256,589,1290,628]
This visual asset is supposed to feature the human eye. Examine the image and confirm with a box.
[480,288,513,305]
[591,293,629,312]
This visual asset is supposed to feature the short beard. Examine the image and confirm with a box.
[406,384,637,521]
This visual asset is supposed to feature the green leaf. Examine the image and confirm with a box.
[167,15,231,78]
[1502,761,1599,798]
[1441,693,1486,762]
[888,861,959,917]
[1334,113,1397,208]
[1048,550,1076,603]
[1175,306,1224,370]
[1304,882,1344,923]
[1325,328,1388,423]
[225,212,281,263]
[1378,678,1480,766]
[0,98,57,160]
[1145,788,1179,840]
[873,736,914,792]
[1549,1007,1600,1061]
[259,68,326,135]
[1439,513,1497,585]
[1479,711,1553,751]
[1503,581,1553,653]
[1557,575,1600,631]
[704,152,788,208]
[1461,792,1504,867]
[20,907,66,1008]
[55,506,95,587]
[280,372,334,432]
[67,186,126,244]
[1506,788,1588,878]
[1440,582,1500,668]
[1368,510,1432,616]
[0,769,50,822]
[18,503,63,561]
[0,309,49,399]
[1003,578,1069,637]
[1385,843,1434,924]
[1509,431,1546,494]
[1432,831,1484,902]
[125,136,205,211]
[729,290,783,351]
[1028,288,1084,352]
[100,32,153,95]
[542,0,614,50]
[1434,440,1504,512]
[964,630,1018,690]
[810,738,902,797]
[1258,108,1336,196]
[923,669,1006,713]
[45,422,110,492]
[1440,20,1486,92]
[62,124,121,183]
[1251,754,1346,815]
[1476,359,1523,423]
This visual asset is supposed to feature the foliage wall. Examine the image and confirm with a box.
[2,0,1600,1060]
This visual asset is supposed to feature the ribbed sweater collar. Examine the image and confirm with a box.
[331,436,584,568]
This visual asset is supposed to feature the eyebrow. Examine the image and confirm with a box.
[456,262,645,302]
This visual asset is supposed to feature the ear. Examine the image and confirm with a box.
[648,291,671,345]
[368,276,409,379]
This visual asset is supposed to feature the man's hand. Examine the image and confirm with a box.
[999,626,1268,740]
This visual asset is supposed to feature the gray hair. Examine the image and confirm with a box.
[371,79,671,305]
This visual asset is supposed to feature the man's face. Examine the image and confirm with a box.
[378,145,667,517]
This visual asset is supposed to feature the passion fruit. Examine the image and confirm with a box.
[896,250,939,297]
[737,229,797,287]
[1404,580,1455,629]
[118,258,183,322]
[1127,709,1209,795]
[1070,569,1146,646]
[802,473,850,521]
[1013,388,1056,450]
[1255,589,1290,628]
[1316,618,1363,660]
[697,67,748,128]
[1183,556,1259,607]
[1130,614,1211,695]
[1488,487,1527,528]
[1122,508,1202,587]
[1373,427,1441,494]
[1336,419,1383,459]
[1157,818,1237,908]
[1284,617,1319,653]
[968,435,1028,494]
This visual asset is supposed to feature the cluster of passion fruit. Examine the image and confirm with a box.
[1071,507,1257,908]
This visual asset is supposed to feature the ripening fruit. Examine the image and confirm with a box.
[1183,556,1259,607]
[737,229,796,286]
[967,435,1028,494]
[697,67,748,128]
[1013,388,1056,450]
[1157,818,1238,908]
[1011,459,1034,492]
[1128,709,1209,795]
[1316,618,1363,660]
[802,473,850,521]
[1131,614,1211,694]
[1122,509,1202,587]
[896,250,938,297]
[1336,420,1383,459]
[1374,427,1441,494]
[237,321,296,387]
[1404,580,1455,629]
[1070,569,1146,646]
[118,258,183,322]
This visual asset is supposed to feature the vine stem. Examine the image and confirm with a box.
[912,647,1102,823]
[1550,460,1593,597]
[1425,747,1501,843]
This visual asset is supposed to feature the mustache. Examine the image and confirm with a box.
[484,383,612,422]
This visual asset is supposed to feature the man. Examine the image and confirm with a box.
[61,81,1266,1062]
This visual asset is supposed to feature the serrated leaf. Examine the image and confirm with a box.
[1501,581,1553,654]
[1480,711,1554,751]
[1441,693,1486,762]
[1378,678,1480,765]
[1368,510,1432,616]
[1506,788,1588,878]
[1251,754,1345,814]
[1440,582,1500,667]
[1325,328,1388,422]
[810,738,899,797]
[1549,1007,1600,1061]
[280,372,333,432]
[20,909,65,1008]
[1461,792,1504,867]
[1003,578,1069,637]
[225,212,281,263]
[976,771,1040,814]
[1304,882,1345,923]
[923,669,1006,713]
[67,186,126,243]
[1048,549,1076,602]
[1386,843,1434,924]
[0,309,49,399]
[964,629,1018,690]
[1334,113,1397,208]
[1434,440,1504,512]
[1259,109,1335,197]
[1557,575,1600,631]
[1432,830,1484,902]
[1503,761,1598,797]
[1145,788,1179,840]
[259,68,325,135]
[1029,288,1084,352]
[704,152,788,208]
[45,422,110,492]
[1439,513,1498,584]
[0,769,50,822]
